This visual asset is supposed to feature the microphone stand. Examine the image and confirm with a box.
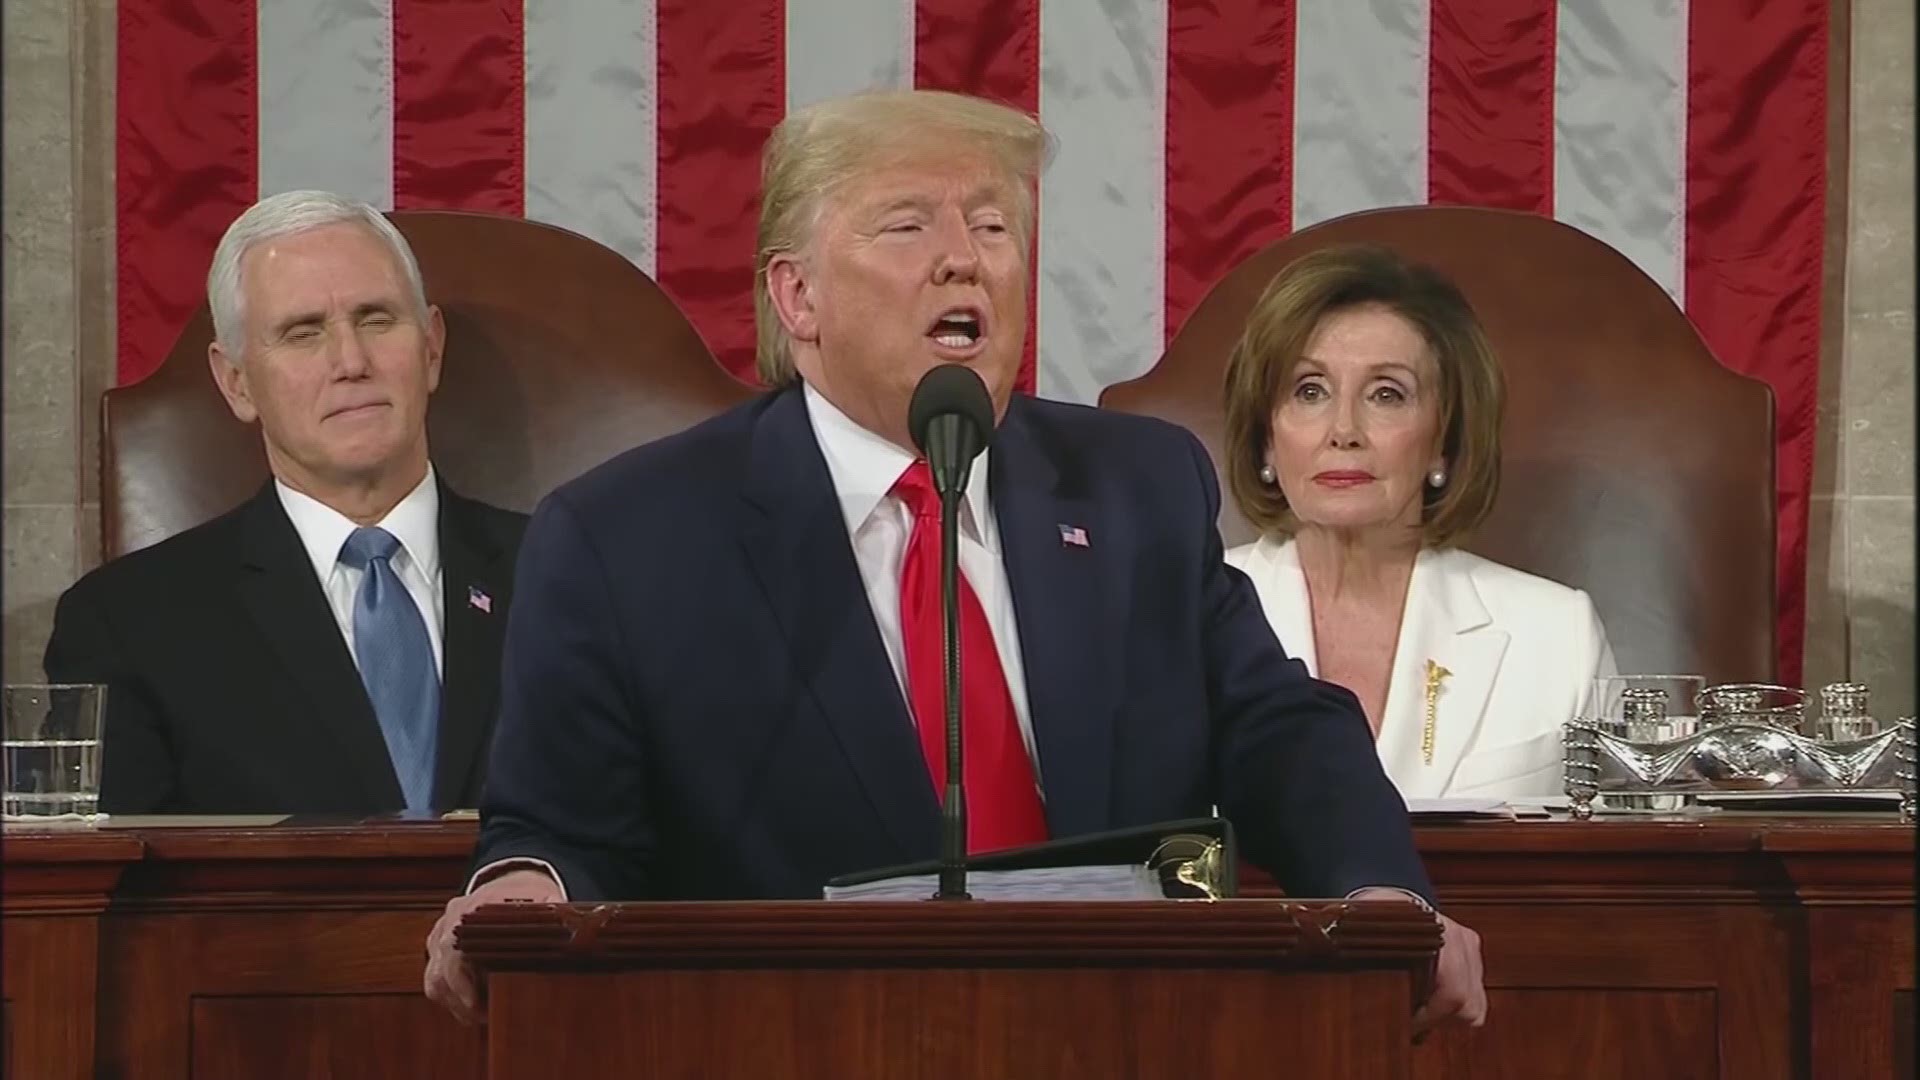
[934,479,969,900]
[920,414,975,902]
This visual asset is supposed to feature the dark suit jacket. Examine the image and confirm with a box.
[477,387,1433,902]
[43,478,526,815]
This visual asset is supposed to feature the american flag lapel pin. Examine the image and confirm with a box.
[468,585,493,614]
[1057,523,1090,549]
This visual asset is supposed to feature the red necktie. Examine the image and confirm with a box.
[892,460,1049,853]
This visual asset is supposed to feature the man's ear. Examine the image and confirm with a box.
[765,254,820,344]
[423,303,446,393]
[207,343,259,423]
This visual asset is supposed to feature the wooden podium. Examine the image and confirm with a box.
[457,898,1442,1078]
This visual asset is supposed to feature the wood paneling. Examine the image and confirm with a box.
[1413,989,1719,1080]
[1806,907,1915,1080]
[190,995,481,1080]
[96,909,483,1080]
[4,918,102,1080]
[1894,990,1913,1080]
[1417,904,1796,1078]
[463,900,1438,1077]
[490,968,1411,1078]
[1,815,1911,1079]
[454,896,1444,970]
[0,829,137,1080]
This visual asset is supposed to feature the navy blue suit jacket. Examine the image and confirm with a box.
[476,386,1433,902]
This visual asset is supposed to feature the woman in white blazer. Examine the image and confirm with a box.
[1219,245,1615,799]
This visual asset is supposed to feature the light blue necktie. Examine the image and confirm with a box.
[338,527,440,812]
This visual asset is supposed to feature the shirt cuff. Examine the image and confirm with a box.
[466,857,569,901]
[1344,885,1435,914]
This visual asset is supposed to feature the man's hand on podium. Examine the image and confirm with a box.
[1347,886,1488,1038]
[424,868,564,1025]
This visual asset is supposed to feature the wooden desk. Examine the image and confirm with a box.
[4,821,480,1080]
[3,814,1911,1079]
[1390,815,1910,1080]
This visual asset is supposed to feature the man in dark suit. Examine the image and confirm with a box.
[44,190,525,815]
[424,91,1484,1031]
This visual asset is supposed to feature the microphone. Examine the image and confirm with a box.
[909,364,996,498]
[906,364,995,901]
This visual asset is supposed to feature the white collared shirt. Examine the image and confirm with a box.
[276,466,445,676]
[802,382,1040,772]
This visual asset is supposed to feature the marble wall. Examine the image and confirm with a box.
[3,0,1913,712]
[4,0,92,685]
[1802,0,1917,717]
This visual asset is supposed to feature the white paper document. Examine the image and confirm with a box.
[1403,798,1558,819]
[100,814,292,828]
[824,864,1163,902]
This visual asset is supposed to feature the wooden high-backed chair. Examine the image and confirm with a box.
[1102,206,1775,683]
[103,211,755,559]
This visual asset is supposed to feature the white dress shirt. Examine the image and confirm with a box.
[802,382,1041,769]
[277,466,445,676]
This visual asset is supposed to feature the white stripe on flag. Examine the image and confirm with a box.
[1292,0,1430,229]
[786,0,913,111]
[524,0,659,275]
[256,0,393,207]
[1554,0,1689,298]
[1036,0,1167,404]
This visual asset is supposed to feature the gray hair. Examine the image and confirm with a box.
[207,190,428,360]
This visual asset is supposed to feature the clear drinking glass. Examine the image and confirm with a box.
[1588,674,1707,740]
[2,684,107,822]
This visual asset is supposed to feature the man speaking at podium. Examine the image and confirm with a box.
[426,90,1485,1032]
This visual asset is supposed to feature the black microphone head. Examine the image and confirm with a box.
[908,363,996,460]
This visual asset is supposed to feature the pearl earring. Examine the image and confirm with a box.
[1427,468,1447,488]
[1259,464,1277,485]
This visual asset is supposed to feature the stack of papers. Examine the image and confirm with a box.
[824,864,1163,902]
[101,814,290,828]
[1405,798,1560,819]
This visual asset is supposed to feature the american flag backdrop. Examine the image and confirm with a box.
[116,0,1830,679]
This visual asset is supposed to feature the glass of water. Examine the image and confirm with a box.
[2,684,107,823]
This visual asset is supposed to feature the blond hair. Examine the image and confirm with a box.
[753,90,1051,387]
[1221,244,1506,548]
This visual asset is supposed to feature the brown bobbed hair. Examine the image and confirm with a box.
[1221,244,1505,548]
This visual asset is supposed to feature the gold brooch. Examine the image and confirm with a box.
[1422,659,1452,765]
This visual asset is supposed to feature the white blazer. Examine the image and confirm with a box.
[1224,536,1617,798]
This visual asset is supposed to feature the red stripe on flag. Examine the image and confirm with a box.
[1685,0,1828,683]
[115,0,257,385]
[655,0,785,384]
[916,0,1041,392]
[1164,0,1296,345]
[1427,0,1555,212]
[391,0,525,214]
[914,0,1038,111]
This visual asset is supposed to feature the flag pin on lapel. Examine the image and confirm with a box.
[1058,523,1090,548]
[468,585,493,614]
